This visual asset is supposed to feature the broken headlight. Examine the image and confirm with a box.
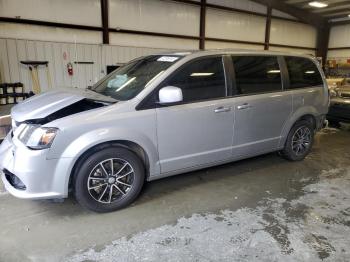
[18,125,58,150]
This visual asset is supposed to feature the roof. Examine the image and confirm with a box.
[160,49,316,59]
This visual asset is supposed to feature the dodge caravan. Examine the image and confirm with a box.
[0,50,329,212]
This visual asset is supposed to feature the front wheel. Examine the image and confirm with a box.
[281,120,314,161]
[74,146,145,213]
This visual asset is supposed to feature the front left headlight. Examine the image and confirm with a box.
[18,125,58,150]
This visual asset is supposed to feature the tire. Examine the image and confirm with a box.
[74,146,145,213]
[281,120,314,161]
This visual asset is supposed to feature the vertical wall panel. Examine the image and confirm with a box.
[269,46,316,56]
[0,0,101,26]
[6,39,20,85]
[68,43,78,88]
[26,41,37,61]
[0,23,102,45]
[53,42,65,89]
[91,45,102,84]
[75,45,86,89]
[328,50,350,59]
[15,40,30,91]
[60,43,69,88]
[206,9,266,43]
[111,46,119,65]
[207,0,266,14]
[329,24,350,48]
[205,41,264,50]
[85,45,94,87]
[0,39,10,83]
[109,0,200,36]
[109,32,198,50]
[270,19,317,48]
[44,42,57,90]
[34,41,49,92]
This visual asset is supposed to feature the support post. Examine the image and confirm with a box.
[199,0,206,50]
[101,0,109,44]
[316,23,330,70]
[264,5,272,50]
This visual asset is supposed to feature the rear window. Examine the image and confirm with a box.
[285,57,323,89]
[232,56,282,95]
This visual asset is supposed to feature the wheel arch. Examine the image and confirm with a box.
[68,140,150,195]
[279,110,318,148]
[296,114,316,130]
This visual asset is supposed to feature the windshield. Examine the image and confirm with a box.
[92,55,182,101]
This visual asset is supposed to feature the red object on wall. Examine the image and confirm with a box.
[67,62,73,76]
[347,59,350,64]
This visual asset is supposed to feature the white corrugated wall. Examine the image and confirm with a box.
[328,24,350,59]
[0,0,319,89]
[0,38,172,91]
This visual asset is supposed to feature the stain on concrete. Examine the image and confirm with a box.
[304,234,335,260]
[261,213,294,255]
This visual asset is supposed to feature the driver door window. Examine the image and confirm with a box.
[163,56,226,103]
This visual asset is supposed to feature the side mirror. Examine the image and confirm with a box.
[158,86,183,105]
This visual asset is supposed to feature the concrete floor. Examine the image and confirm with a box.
[0,126,349,261]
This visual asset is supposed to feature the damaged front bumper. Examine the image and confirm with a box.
[0,132,73,200]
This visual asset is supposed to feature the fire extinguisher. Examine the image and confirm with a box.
[67,62,73,76]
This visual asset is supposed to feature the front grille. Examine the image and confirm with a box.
[3,169,26,190]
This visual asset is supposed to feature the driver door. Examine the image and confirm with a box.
[155,56,234,174]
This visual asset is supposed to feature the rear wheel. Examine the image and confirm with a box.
[281,120,314,161]
[74,146,145,213]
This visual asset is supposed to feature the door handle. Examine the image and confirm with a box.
[237,103,252,110]
[214,107,231,113]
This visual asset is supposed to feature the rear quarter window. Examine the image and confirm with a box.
[285,56,323,89]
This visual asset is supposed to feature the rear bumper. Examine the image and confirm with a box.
[0,132,73,200]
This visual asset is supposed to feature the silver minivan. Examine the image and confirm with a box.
[0,50,329,212]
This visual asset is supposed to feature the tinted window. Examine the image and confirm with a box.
[232,56,282,95]
[163,56,226,103]
[285,57,323,89]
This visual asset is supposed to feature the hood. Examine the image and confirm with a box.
[12,88,117,123]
